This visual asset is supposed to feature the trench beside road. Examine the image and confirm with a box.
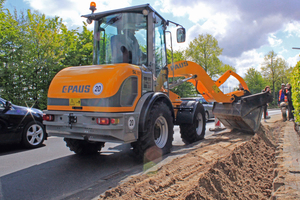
[96,113,299,200]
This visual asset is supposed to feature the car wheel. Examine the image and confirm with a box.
[22,121,45,148]
[205,111,209,122]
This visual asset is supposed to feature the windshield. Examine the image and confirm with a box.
[94,12,147,65]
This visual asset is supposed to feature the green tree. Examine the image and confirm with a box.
[185,34,223,79]
[244,67,266,94]
[218,64,236,75]
[166,49,197,97]
[277,58,291,85]
[261,50,291,102]
[167,49,185,64]
[62,22,93,66]
[0,2,94,109]
[16,10,68,109]
[0,8,73,109]
[0,1,20,98]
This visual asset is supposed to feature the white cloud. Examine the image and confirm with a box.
[154,0,300,58]
[278,47,288,55]
[24,0,132,28]
[220,49,264,76]
[284,21,300,37]
[199,13,230,39]
[286,54,300,67]
[268,33,282,47]
[155,0,212,23]
[22,0,300,70]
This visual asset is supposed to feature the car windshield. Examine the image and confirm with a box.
[94,12,147,66]
[0,98,5,108]
[198,98,208,104]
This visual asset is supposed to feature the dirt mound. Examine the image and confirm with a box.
[185,134,275,199]
[99,126,277,200]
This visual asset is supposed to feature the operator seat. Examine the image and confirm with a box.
[111,35,132,63]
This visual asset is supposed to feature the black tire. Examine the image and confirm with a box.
[180,103,206,144]
[205,111,209,122]
[64,138,105,155]
[22,121,46,148]
[131,101,174,160]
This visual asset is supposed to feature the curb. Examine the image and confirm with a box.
[270,116,300,199]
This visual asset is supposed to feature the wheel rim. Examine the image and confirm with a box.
[205,112,209,122]
[196,113,204,136]
[26,124,44,146]
[154,116,168,148]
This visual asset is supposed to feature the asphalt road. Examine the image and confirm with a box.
[0,109,280,200]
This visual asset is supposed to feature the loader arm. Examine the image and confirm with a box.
[167,60,248,103]
[166,60,273,133]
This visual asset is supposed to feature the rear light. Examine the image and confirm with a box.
[110,118,120,125]
[97,118,110,125]
[96,118,119,125]
[43,114,54,121]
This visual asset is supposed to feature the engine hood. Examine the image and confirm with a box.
[13,105,43,115]
[47,64,141,112]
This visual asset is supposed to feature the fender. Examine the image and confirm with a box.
[175,100,201,125]
[135,92,175,133]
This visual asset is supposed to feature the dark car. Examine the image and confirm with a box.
[181,97,215,122]
[0,97,46,148]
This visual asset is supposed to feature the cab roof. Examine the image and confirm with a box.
[81,4,166,22]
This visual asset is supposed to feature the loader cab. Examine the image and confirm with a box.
[82,4,185,92]
[94,12,148,66]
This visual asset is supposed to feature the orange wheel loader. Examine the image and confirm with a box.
[43,3,272,158]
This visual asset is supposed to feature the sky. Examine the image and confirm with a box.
[4,0,300,79]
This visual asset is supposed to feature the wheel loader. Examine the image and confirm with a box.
[43,3,273,158]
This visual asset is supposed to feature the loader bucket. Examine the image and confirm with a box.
[212,92,273,133]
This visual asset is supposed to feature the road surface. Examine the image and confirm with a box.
[0,109,280,200]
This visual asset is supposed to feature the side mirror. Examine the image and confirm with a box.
[177,28,186,43]
[5,101,12,110]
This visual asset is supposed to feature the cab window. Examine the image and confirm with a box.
[154,16,167,77]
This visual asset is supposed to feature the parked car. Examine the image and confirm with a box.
[181,97,215,122]
[0,97,46,148]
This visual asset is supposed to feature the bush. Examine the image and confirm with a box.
[291,61,300,123]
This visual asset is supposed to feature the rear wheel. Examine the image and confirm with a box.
[131,101,174,160]
[64,138,105,155]
[180,103,206,144]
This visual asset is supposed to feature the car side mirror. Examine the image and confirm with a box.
[177,28,186,43]
[5,101,12,110]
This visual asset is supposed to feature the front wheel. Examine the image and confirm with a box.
[22,121,45,148]
[180,103,206,144]
[205,111,209,122]
[131,101,174,160]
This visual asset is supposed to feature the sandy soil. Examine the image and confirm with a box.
[98,123,280,200]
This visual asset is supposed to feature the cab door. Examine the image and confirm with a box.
[154,15,168,92]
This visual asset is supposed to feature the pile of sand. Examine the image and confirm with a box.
[99,125,277,200]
